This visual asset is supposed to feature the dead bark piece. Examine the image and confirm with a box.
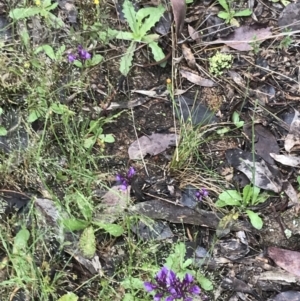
[129,199,252,232]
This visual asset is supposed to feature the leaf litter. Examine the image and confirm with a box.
[3,0,300,299]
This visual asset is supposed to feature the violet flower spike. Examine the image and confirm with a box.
[78,45,91,60]
[144,267,201,301]
[68,53,77,63]
[127,166,136,178]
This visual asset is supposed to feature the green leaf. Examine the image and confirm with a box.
[86,54,103,67]
[196,273,213,291]
[13,228,30,254]
[215,199,227,207]
[0,126,7,136]
[245,210,263,230]
[182,258,193,268]
[137,5,165,37]
[55,45,66,60]
[63,218,89,231]
[93,222,124,237]
[73,60,82,68]
[0,108,3,115]
[35,44,56,60]
[98,134,115,143]
[120,41,136,76]
[122,0,137,34]
[79,226,96,258]
[218,0,229,12]
[45,2,58,10]
[217,11,230,20]
[242,185,252,205]
[234,9,252,17]
[121,277,144,290]
[28,110,41,122]
[9,7,41,20]
[47,13,65,28]
[217,190,242,206]
[50,103,68,114]
[115,31,135,41]
[232,111,240,124]
[84,136,96,149]
[251,186,261,204]
[148,41,166,66]
[122,294,135,301]
[57,292,78,301]
[74,191,93,220]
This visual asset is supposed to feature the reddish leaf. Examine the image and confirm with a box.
[268,247,300,277]
[218,25,272,51]
[170,0,186,37]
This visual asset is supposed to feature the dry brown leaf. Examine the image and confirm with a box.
[170,0,186,37]
[188,24,201,42]
[181,43,196,69]
[180,69,216,87]
[218,25,272,51]
[268,247,300,277]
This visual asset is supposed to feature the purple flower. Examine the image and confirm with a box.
[144,267,201,301]
[78,45,91,60]
[195,188,208,201]
[68,53,77,62]
[115,167,136,191]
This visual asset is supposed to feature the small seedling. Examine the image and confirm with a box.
[114,0,166,75]
[9,0,64,29]
[215,184,269,229]
[209,51,232,76]
[62,191,124,258]
[217,0,252,26]
[232,111,244,128]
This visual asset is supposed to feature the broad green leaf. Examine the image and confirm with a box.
[232,111,240,124]
[242,185,252,205]
[123,294,135,301]
[218,0,229,12]
[86,54,103,67]
[57,292,78,301]
[120,41,136,76]
[50,103,68,114]
[0,126,7,136]
[55,45,66,60]
[148,42,166,66]
[28,110,40,122]
[43,0,52,7]
[254,192,269,205]
[13,228,30,254]
[9,7,41,20]
[48,13,65,28]
[98,134,115,143]
[215,199,227,207]
[84,136,96,149]
[122,0,138,34]
[74,191,93,220]
[35,45,56,60]
[182,258,193,268]
[63,218,89,231]
[73,60,82,68]
[217,190,242,206]
[115,31,134,41]
[93,221,124,237]
[196,273,213,291]
[234,9,252,17]
[217,11,230,20]
[45,2,58,10]
[121,277,144,289]
[79,226,96,258]
[245,210,263,230]
[138,5,165,37]
[251,186,261,204]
